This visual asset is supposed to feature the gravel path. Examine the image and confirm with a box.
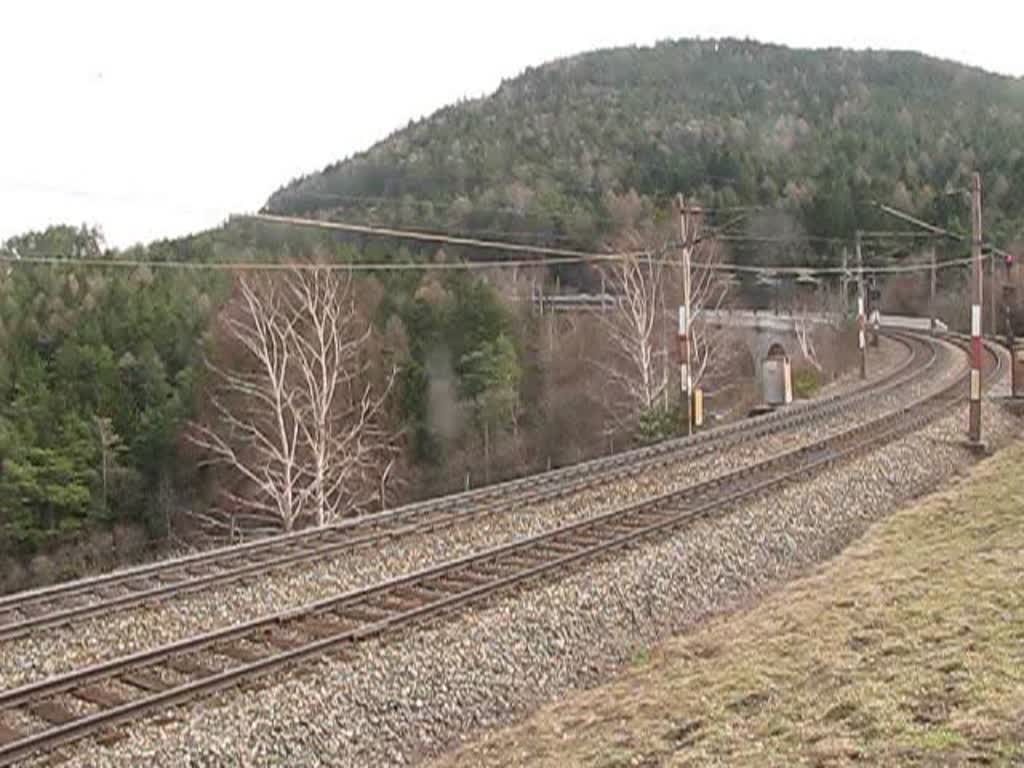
[24,340,1016,768]
[0,337,948,690]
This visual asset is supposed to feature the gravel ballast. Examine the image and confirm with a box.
[26,350,1019,767]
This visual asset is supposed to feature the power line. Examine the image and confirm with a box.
[695,253,983,276]
[249,213,644,260]
[267,191,965,252]
[252,213,961,267]
[712,232,943,246]
[295,218,589,244]
[0,247,982,278]
[255,210,945,252]
[0,253,607,272]
[873,202,963,241]
[873,200,1015,260]
[0,212,991,277]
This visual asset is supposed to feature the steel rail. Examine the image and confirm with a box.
[0,333,930,641]
[0,333,999,766]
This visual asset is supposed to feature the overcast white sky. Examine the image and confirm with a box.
[2,0,1022,248]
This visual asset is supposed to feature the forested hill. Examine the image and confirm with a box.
[265,39,1024,254]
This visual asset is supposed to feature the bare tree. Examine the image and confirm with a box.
[793,312,824,372]
[286,270,396,526]
[190,269,395,539]
[593,218,731,437]
[593,234,669,431]
[190,276,303,536]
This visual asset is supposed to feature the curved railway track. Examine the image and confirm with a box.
[0,332,1001,766]
[0,332,930,642]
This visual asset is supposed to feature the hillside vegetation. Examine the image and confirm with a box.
[268,39,1024,255]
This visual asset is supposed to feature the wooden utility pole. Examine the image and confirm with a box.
[969,172,983,444]
[929,248,937,335]
[856,230,867,379]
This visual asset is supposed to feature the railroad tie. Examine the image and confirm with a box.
[337,604,393,624]
[441,571,493,587]
[119,670,173,693]
[297,617,356,640]
[52,594,91,610]
[15,602,50,619]
[167,657,219,679]
[241,551,280,564]
[375,593,428,613]
[467,564,513,580]
[422,578,473,595]
[535,541,580,557]
[27,700,78,726]
[156,571,189,585]
[0,721,23,747]
[565,535,604,548]
[418,512,456,528]
[395,585,448,604]
[93,585,130,600]
[498,554,544,570]
[123,578,157,592]
[73,685,127,708]
[261,631,306,651]
[216,643,267,664]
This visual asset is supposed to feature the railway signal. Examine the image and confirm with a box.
[868,277,882,347]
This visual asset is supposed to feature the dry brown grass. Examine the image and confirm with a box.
[430,441,1024,767]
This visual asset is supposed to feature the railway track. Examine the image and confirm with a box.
[0,332,931,643]
[0,332,1000,766]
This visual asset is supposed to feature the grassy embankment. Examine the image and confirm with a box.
[433,441,1024,767]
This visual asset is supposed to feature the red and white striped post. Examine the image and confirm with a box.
[969,172,983,443]
[677,194,695,435]
[857,294,867,380]
[856,230,866,379]
[678,304,691,427]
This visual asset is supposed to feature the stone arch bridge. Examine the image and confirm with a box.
[702,309,840,405]
[532,292,842,406]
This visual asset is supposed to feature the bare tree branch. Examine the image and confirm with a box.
[188,268,397,539]
[593,220,730,436]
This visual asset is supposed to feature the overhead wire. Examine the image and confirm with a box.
[0,251,612,272]
[248,213,636,260]
[0,211,987,277]
[873,200,1016,262]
